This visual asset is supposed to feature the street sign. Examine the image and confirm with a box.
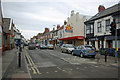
[104,39,106,41]
[17,39,21,46]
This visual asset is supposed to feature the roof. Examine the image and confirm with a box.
[85,3,120,23]
[3,18,11,33]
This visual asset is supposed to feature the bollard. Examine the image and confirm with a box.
[105,50,107,62]
[18,46,21,67]
[18,52,21,67]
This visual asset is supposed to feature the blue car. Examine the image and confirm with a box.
[72,45,96,58]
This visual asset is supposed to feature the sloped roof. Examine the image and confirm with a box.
[85,3,120,23]
[3,18,11,33]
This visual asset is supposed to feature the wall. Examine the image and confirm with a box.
[0,25,2,55]
[94,16,113,36]
[64,11,86,38]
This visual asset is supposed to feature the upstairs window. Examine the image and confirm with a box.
[97,22,102,32]
[106,19,110,31]
[86,26,90,34]
[90,25,93,33]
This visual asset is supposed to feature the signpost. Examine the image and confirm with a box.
[16,33,22,67]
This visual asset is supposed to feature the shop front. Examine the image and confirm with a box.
[58,36,84,46]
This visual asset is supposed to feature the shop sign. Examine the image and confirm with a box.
[65,24,73,32]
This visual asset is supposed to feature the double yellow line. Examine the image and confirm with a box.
[25,50,40,74]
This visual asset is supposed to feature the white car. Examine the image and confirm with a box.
[61,44,75,54]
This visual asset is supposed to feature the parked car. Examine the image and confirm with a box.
[28,43,36,50]
[47,44,54,49]
[100,48,120,57]
[72,45,96,58]
[39,44,47,49]
[35,43,40,48]
[61,44,75,53]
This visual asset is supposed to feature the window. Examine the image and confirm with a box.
[86,24,93,34]
[97,22,102,32]
[86,25,90,34]
[90,25,93,33]
[106,19,110,31]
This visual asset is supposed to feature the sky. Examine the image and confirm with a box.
[1,0,119,40]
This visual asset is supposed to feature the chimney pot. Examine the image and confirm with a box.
[98,5,105,12]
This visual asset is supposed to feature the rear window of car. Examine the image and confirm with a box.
[29,43,35,46]
[67,45,74,48]
[85,46,95,49]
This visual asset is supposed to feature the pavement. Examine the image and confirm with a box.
[1,48,30,79]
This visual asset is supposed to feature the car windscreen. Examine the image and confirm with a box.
[48,44,53,46]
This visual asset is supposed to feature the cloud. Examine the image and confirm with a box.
[2,0,119,39]
[21,29,42,39]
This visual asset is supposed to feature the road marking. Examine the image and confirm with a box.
[54,71,58,72]
[70,69,73,71]
[27,53,41,74]
[46,72,49,74]
[25,50,41,74]
[76,67,79,69]
[62,70,66,72]
[31,67,37,74]
[57,67,62,70]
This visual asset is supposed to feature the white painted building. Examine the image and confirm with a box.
[59,10,90,46]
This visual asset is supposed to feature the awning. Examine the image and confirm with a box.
[58,36,84,40]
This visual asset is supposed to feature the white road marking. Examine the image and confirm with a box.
[70,69,73,71]
[54,71,58,72]
[46,72,49,74]
[62,70,66,72]
[76,67,79,69]
[57,67,62,70]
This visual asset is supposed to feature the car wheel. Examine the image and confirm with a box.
[72,51,74,55]
[80,53,84,58]
[92,55,95,58]
[66,50,68,53]
[61,50,63,53]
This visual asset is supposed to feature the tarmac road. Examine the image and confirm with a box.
[26,48,118,78]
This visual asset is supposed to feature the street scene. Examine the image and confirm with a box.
[0,0,120,80]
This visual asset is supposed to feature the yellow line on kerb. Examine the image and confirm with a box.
[25,50,40,74]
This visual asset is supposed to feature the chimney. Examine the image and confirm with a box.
[53,28,55,31]
[71,10,74,16]
[57,25,60,29]
[64,20,67,25]
[45,28,49,33]
[98,5,105,12]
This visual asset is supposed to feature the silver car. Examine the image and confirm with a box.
[61,44,75,54]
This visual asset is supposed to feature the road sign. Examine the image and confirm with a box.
[104,39,106,41]
[17,39,21,46]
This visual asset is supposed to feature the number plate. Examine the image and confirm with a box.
[89,51,94,53]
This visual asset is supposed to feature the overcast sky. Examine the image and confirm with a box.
[1,0,119,40]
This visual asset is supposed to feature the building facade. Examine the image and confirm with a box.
[58,10,89,46]
[85,4,120,51]
[0,0,2,55]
